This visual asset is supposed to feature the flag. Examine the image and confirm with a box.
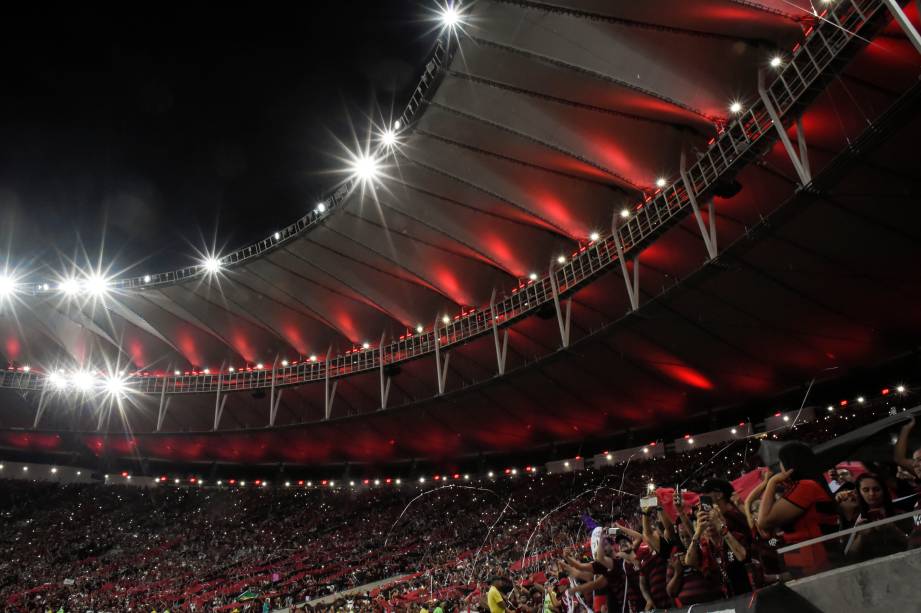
[237,589,259,601]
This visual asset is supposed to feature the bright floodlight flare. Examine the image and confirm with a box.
[84,273,111,297]
[557,255,566,264]
[71,370,96,392]
[58,277,81,296]
[103,372,128,398]
[770,55,782,68]
[655,177,667,188]
[380,128,397,148]
[0,273,17,297]
[440,3,462,29]
[729,101,743,114]
[48,371,68,390]
[351,153,381,182]
[316,202,327,213]
[620,208,631,219]
[203,256,222,274]
[589,232,600,242]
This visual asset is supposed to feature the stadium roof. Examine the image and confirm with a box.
[2,0,920,467]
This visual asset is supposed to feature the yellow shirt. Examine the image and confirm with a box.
[487,586,505,613]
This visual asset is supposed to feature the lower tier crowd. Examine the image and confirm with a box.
[2,399,919,613]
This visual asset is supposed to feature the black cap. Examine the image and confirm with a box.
[700,478,734,498]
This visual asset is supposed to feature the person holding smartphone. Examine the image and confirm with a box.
[847,473,909,561]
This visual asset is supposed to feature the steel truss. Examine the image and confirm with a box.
[0,0,893,406]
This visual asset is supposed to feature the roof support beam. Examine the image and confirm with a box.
[157,383,170,432]
[611,217,640,311]
[213,376,226,431]
[32,390,49,430]
[489,290,509,375]
[324,347,337,420]
[269,358,282,427]
[758,69,811,186]
[882,0,921,56]
[680,151,719,260]
[548,266,572,348]
[379,332,391,410]
[96,405,108,432]
[433,315,451,395]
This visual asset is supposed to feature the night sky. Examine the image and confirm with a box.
[0,1,436,277]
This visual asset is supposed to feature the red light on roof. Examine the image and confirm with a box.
[121,471,128,477]
[650,442,656,447]
[228,479,236,485]
[190,478,197,483]
[385,478,392,484]
[504,468,511,474]
[839,400,848,406]
[255,480,261,485]
[575,456,581,460]
[433,475,440,480]
[739,422,745,427]
[321,480,328,485]
[683,434,690,439]
[774,412,781,417]
[363,479,369,485]
[882,388,890,395]
[159,476,167,482]
[297,480,304,486]
[453,473,460,479]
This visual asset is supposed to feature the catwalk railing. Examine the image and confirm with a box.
[0,0,889,397]
[13,39,451,295]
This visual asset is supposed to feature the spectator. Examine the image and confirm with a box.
[846,473,909,561]
[697,479,751,596]
[757,442,839,577]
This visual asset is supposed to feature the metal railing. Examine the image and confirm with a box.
[0,0,888,397]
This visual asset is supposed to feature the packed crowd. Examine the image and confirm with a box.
[1,400,919,613]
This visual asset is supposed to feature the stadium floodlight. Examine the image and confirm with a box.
[58,277,81,296]
[620,208,631,219]
[48,371,68,390]
[0,273,17,297]
[896,385,906,393]
[143,275,151,283]
[440,3,463,29]
[281,359,288,367]
[416,324,424,333]
[528,272,538,281]
[362,342,370,349]
[729,101,743,114]
[351,154,380,182]
[309,355,317,362]
[102,373,128,398]
[655,177,667,188]
[274,232,281,240]
[316,202,327,213]
[589,232,600,242]
[84,273,111,297]
[71,371,96,392]
[441,315,450,324]
[556,255,566,264]
[770,56,782,68]
[380,128,397,148]
[203,256,222,274]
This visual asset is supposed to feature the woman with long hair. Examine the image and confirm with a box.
[846,473,908,561]
[757,443,839,577]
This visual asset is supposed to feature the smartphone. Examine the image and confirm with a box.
[699,495,713,512]
[640,496,659,511]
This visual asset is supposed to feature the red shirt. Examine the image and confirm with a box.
[781,479,838,576]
